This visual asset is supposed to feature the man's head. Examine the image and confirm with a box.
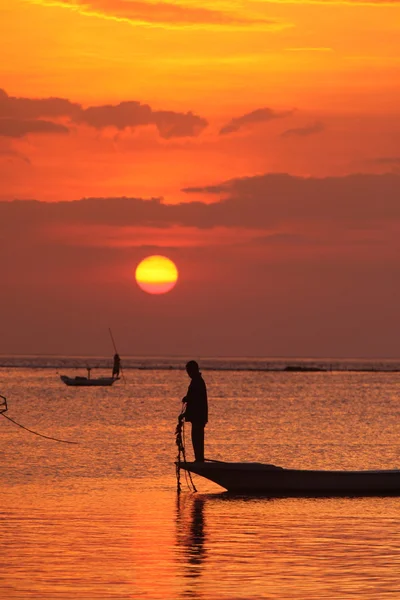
[186,360,200,378]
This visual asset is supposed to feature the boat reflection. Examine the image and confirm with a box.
[175,494,207,597]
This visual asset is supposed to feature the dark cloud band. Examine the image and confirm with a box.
[0,89,207,139]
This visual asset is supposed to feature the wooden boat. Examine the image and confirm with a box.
[178,460,400,496]
[60,375,119,387]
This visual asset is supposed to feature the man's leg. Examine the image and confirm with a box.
[191,424,205,461]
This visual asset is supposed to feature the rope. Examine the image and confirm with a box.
[0,394,7,414]
[175,411,197,494]
[181,420,194,491]
[0,394,77,444]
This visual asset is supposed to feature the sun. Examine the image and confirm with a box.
[135,255,178,295]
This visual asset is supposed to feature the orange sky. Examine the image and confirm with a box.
[0,0,399,357]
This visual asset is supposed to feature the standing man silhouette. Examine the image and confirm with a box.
[112,353,121,379]
[181,360,208,462]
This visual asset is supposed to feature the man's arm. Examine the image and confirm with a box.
[179,394,188,420]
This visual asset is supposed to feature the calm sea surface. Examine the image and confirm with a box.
[1,358,400,599]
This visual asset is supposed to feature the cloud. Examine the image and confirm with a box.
[28,0,284,30]
[0,146,31,163]
[366,156,400,174]
[369,156,400,165]
[153,110,207,139]
[219,107,293,135]
[0,88,80,119]
[285,47,333,52]
[0,88,77,139]
[0,118,69,138]
[1,173,399,240]
[0,89,208,139]
[1,173,399,360]
[281,121,324,138]
[77,102,208,138]
[251,0,400,4]
[182,172,400,228]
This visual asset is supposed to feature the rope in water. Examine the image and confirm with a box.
[0,394,78,445]
[175,412,197,494]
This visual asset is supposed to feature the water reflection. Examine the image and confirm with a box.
[176,494,207,597]
[3,369,400,599]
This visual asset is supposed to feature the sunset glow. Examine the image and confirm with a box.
[0,0,399,357]
[135,256,178,295]
[2,5,400,599]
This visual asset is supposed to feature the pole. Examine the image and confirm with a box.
[109,327,118,354]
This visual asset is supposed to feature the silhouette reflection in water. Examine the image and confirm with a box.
[175,495,207,597]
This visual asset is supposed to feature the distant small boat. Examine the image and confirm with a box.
[178,460,400,496]
[60,375,119,387]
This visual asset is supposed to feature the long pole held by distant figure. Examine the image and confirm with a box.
[109,328,126,383]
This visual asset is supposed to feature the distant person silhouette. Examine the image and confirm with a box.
[180,360,208,462]
[112,353,121,379]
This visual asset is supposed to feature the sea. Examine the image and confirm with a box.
[1,355,400,599]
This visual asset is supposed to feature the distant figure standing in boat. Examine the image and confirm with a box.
[180,360,208,462]
[112,353,121,379]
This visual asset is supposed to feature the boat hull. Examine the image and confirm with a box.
[60,375,118,387]
[179,461,400,496]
